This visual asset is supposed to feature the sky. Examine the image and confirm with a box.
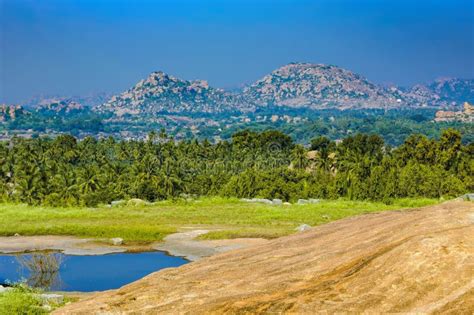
[1,0,473,103]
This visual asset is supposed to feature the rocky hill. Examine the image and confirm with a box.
[243,63,408,109]
[55,200,474,314]
[425,78,474,106]
[23,93,111,109]
[36,99,85,115]
[96,71,253,116]
[91,63,473,118]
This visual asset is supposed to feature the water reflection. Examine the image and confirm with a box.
[1,251,188,292]
[16,253,64,290]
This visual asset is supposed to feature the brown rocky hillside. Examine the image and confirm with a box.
[56,200,474,314]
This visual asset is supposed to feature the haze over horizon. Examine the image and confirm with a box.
[1,0,473,103]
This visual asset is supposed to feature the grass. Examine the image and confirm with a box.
[0,283,67,314]
[0,197,439,242]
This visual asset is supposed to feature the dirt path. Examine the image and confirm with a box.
[0,236,127,255]
[153,230,267,261]
[55,201,474,314]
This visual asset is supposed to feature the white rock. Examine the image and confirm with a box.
[283,202,291,206]
[110,237,123,246]
[309,199,321,204]
[43,305,53,311]
[462,193,474,201]
[39,293,64,304]
[295,224,312,232]
[272,199,283,205]
[297,199,309,205]
[253,198,273,204]
[111,200,126,207]
[0,285,11,293]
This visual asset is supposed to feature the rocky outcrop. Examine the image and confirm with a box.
[435,102,474,122]
[243,63,407,109]
[55,200,474,314]
[96,71,254,116]
[0,104,26,121]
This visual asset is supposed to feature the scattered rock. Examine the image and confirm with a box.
[309,199,321,204]
[461,193,474,201]
[272,199,282,205]
[0,285,12,293]
[13,233,20,237]
[127,198,148,207]
[295,224,312,232]
[257,198,273,205]
[297,199,309,205]
[43,305,53,311]
[111,200,126,207]
[283,202,291,206]
[243,198,273,205]
[56,201,474,315]
[110,238,123,246]
[39,293,64,304]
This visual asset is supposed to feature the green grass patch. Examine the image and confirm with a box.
[0,198,440,242]
[0,283,67,314]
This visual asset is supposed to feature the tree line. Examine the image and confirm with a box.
[0,129,471,206]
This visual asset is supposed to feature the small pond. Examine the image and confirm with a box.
[0,251,188,292]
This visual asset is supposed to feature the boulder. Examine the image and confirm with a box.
[110,238,123,246]
[0,285,12,293]
[39,293,64,304]
[309,199,321,204]
[297,199,309,205]
[272,199,283,205]
[295,224,312,232]
[13,233,20,237]
[111,200,126,207]
[283,202,291,206]
[252,198,273,205]
[240,198,273,204]
[461,193,474,201]
[127,198,148,207]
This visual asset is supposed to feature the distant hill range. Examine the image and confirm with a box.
[18,63,474,117]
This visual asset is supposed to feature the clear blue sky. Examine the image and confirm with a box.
[1,0,473,103]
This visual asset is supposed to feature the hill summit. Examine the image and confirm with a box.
[97,71,252,116]
[243,62,406,109]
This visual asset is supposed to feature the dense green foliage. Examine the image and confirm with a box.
[220,109,474,146]
[3,108,473,146]
[0,129,472,207]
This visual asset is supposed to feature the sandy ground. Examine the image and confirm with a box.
[55,200,474,314]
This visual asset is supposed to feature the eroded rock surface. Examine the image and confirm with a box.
[56,201,474,314]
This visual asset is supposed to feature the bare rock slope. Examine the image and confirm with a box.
[56,201,474,314]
